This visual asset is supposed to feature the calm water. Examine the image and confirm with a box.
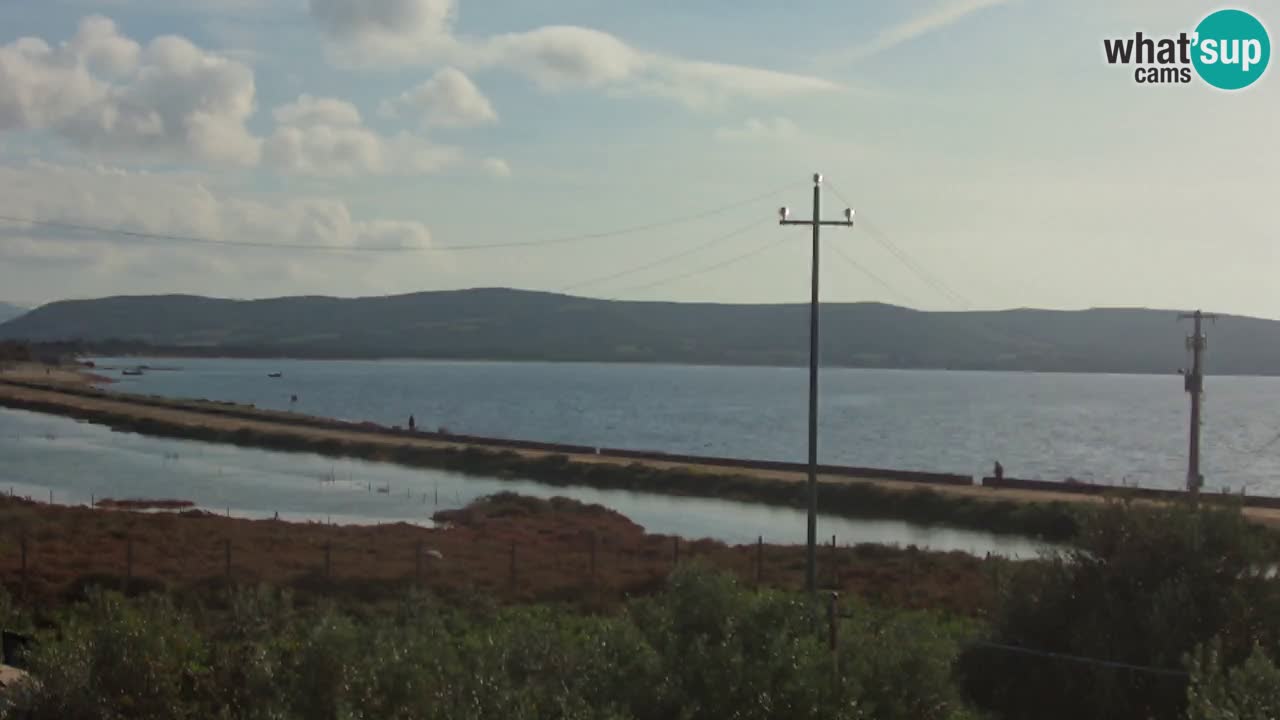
[89,357,1280,494]
[0,407,1045,556]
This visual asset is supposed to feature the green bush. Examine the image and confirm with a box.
[13,590,209,720]
[1187,641,1280,720]
[0,568,980,720]
[959,499,1280,720]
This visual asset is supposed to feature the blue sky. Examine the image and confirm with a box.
[0,0,1276,318]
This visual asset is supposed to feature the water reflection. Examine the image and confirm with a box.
[0,408,1048,558]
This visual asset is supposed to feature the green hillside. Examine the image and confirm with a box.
[0,288,1272,374]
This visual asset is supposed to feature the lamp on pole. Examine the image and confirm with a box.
[779,173,854,593]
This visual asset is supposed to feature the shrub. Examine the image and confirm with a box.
[13,590,209,720]
[1187,641,1280,720]
[1,568,980,720]
[959,498,1280,720]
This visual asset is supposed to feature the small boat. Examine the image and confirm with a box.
[121,368,144,376]
[267,372,283,378]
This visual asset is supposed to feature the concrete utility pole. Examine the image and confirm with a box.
[1179,310,1217,494]
[779,173,853,593]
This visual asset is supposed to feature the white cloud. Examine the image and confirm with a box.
[379,67,496,128]
[353,220,432,249]
[309,0,841,107]
[0,166,451,299]
[0,16,260,165]
[0,160,436,274]
[482,157,511,178]
[264,94,461,177]
[273,93,362,126]
[713,117,799,143]
[478,26,641,91]
[818,0,1014,66]
[68,15,141,77]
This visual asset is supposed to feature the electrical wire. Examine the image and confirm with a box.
[609,234,784,296]
[827,239,919,308]
[827,183,973,308]
[825,181,1100,367]
[560,219,767,293]
[966,641,1189,678]
[0,180,802,254]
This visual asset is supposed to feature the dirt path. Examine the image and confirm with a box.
[0,362,113,387]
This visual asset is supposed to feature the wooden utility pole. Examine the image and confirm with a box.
[1180,310,1217,494]
[779,174,854,593]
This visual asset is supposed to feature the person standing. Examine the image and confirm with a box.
[408,414,416,431]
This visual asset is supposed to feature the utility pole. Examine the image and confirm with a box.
[1179,310,1217,494]
[779,173,854,593]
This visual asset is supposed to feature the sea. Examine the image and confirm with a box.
[0,406,1046,555]
[89,357,1280,496]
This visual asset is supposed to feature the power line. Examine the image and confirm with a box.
[560,219,766,293]
[609,234,784,296]
[968,641,1189,679]
[0,215,385,253]
[827,239,919,308]
[824,183,1101,380]
[0,180,802,255]
[827,183,973,308]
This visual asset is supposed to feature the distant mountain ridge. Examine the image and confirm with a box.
[0,302,26,324]
[1,288,1276,375]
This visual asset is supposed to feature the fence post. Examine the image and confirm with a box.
[509,541,518,594]
[828,592,840,686]
[589,532,598,589]
[224,539,232,580]
[48,489,53,505]
[415,540,424,584]
[19,534,27,599]
[756,536,764,589]
[830,535,838,588]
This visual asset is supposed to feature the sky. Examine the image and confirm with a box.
[0,0,1276,316]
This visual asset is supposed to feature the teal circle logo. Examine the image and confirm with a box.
[1192,9,1270,90]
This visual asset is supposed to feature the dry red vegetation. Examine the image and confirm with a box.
[93,498,196,511]
[0,493,1000,616]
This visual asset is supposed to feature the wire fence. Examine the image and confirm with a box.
[0,487,1027,619]
[0,492,1200,690]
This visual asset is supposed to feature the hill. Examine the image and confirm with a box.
[0,302,26,324]
[0,288,1275,374]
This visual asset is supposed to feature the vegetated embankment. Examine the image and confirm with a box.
[0,492,1000,616]
[1,376,1262,542]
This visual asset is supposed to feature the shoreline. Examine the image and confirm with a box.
[80,351,1280,378]
[0,369,1272,541]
